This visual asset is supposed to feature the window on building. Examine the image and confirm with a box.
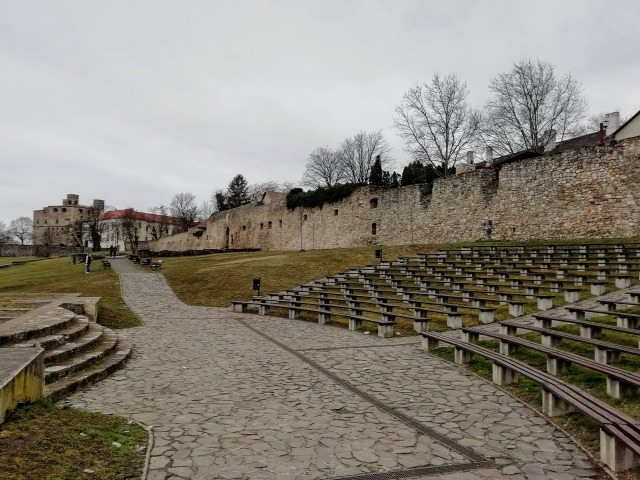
[260,223,264,230]
[231,235,234,245]
[268,221,272,228]
[279,220,282,227]
[303,214,307,221]
[79,209,83,213]
[62,208,67,212]
[370,198,378,208]
[334,209,339,215]
[55,219,59,224]
[44,220,47,224]
[242,225,246,230]
[372,223,377,235]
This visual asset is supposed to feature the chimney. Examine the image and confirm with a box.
[544,130,557,152]
[604,112,620,135]
[466,151,475,164]
[485,147,493,164]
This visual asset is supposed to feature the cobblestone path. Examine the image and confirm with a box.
[65,258,602,480]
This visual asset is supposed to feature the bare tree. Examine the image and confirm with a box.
[9,217,33,245]
[585,111,628,133]
[302,147,344,188]
[119,209,139,252]
[0,221,11,245]
[395,73,480,176]
[198,200,215,221]
[248,180,282,202]
[169,192,198,232]
[482,59,588,154]
[338,130,392,184]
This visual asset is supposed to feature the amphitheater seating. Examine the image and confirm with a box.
[0,296,131,404]
[234,242,640,333]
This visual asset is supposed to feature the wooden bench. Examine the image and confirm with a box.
[565,306,640,329]
[101,259,111,269]
[420,330,640,472]
[150,260,164,270]
[532,313,640,347]
[500,320,640,365]
[462,326,640,399]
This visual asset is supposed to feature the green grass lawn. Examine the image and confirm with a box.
[0,400,147,480]
[0,256,140,328]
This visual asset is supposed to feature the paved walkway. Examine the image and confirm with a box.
[65,258,604,480]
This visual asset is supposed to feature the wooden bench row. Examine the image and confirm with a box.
[420,330,640,472]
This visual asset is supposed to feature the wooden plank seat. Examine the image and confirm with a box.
[462,326,640,399]
[423,287,531,316]
[239,294,439,334]
[532,313,640,346]
[499,320,640,365]
[565,306,640,329]
[101,259,111,269]
[420,330,640,472]
[598,299,640,310]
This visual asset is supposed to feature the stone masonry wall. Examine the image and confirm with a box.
[0,244,83,257]
[140,136,640,253]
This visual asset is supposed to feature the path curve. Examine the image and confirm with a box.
[65,257,600,480]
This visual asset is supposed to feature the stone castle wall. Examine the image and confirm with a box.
[140,136,640,253]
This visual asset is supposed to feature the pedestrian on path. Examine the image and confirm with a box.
[85,253,92,273]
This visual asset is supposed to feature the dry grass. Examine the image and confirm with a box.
[0,257,141,328]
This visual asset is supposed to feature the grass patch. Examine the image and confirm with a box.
[0,400,147,480]
[0,257,140,328]
[0,257,40,266]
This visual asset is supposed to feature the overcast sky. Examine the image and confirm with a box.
[1,0,639,226]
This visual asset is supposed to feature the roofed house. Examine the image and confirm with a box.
[97,209,182,252]
[611,110,640,141]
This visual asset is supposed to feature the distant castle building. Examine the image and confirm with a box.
[33,194,104,246]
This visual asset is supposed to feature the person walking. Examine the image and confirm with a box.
[85,252,92,273]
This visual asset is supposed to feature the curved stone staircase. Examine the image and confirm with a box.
[0,296,131,403]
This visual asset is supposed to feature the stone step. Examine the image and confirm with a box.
[13,317,90,350]
[0,305,78,347]
[44,323,104,365]
[44,333,132,400]
[45,328,118,383]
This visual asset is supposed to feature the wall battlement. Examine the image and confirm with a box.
[141,136,640,253]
